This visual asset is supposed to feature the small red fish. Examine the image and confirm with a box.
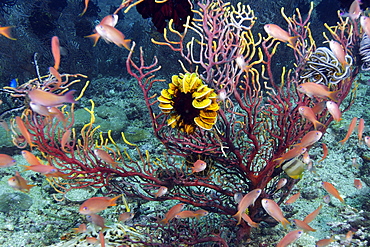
[86,214,108,229]
[322,181,344,203]
[360,16,370,38]
[8,171,35,192]
[0,153,16,167]
[23,164,58,175]
[79,195,121,215]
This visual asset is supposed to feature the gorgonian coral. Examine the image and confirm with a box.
[158,72,219,134]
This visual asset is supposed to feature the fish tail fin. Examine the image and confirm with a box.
[0,26,16,40]
[158,218,168,225]
[328,90,340,102]
[110,194,122,206]
[288,36,299,47]
[85,33,100,47]
[122,39,132,52]
[233,211,242,225]
[63,90,77,104]
[281,218,291,229]
[25,184,36,192]
[313,121,326,130]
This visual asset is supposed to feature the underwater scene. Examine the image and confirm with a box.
[0,0,369,246]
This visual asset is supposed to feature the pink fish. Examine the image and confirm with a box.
[299,106,325,130]
[191,159,207,173]
[28,89,77,107]
[294,130,322,148]
[159,203,185,225]
[233,188,262,225]
[322,181,344,203]
[94,149,119,167]
[79,195,121,215]
[154,186,168,198]
[277,230,303,247]
[329,40,348,68]
[118,212,135,222]
[8,171,35,192]
[261,198,290,228]
[94,24,131,50]
[264,24,298,46]
[326,101,342,122]
[0,153,16,167]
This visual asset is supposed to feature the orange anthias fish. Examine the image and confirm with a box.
[294,130,322,148]
[329,40,348,68]
[297,82,340,101]
[8,171,35,192]
[0,153,16,167]
[303,204,323,223]
[316,237,336,247]
[285,192,300,205]
[326,101,342,122]
[264,24,298,47]
[159,203,185,225]
[261,198,290,228]
[358,118,365,143]
[94,149,119,168]
[339,117,357,145]
[277,230,303,247]
[318,143,328,162]
[94,24,131,51]
[292,219,316,232]
[118,212,135,222]
[233,188,262,225]
[51,36,60,71]
[154,186,168,198]
[175,209,209,219]
[22,150,43,166]
[15,116,35,148]
[191,159,207,173]
[298,106,325,130]
[0,26,16,40]
[23,164,58,175]
[28,89,77,107]
[274,147,307,166]
[85,14,119,46]
[322,181,344,203]
[79,195,122,215]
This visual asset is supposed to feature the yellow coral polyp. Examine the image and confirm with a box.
[158,72,219,134]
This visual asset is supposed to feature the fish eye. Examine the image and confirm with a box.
[83,207,88,211]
